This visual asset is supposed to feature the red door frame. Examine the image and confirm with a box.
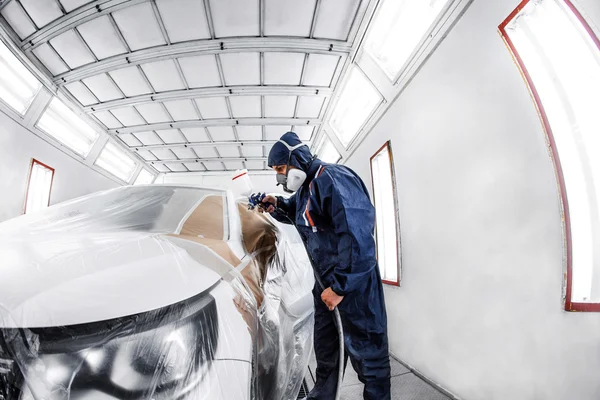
[370,141,401,286]
[23,158,55,215]
[499,0,600,311]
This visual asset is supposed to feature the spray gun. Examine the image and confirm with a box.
[247,192,275,211]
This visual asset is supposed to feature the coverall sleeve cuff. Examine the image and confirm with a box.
[331,283,348,297]
[275,196,288,211]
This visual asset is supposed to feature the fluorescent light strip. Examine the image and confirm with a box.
[95,142,137,182]
[37,98,100,157]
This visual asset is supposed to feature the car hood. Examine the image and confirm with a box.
[0,231,222,328]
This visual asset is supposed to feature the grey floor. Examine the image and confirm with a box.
[305,351,451,400]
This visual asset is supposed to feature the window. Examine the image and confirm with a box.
[364,0,451,80]
[36,98,100,157]
[0,40,41,114]
[134,169,156,185]
[95,142,138,182]
[24,159,54,214]
[370,142,400,285]
[329,66,382,148]
[315,134,341,164]
[500,0,600,311]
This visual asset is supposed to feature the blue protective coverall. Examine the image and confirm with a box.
[268,132,391,400]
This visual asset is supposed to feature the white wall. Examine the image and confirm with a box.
[157,171,284,196]
[0,110,119,222]
[577,0,600,32]
[344,0,600,399]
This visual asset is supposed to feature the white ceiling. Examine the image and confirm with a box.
[0,0,369,173]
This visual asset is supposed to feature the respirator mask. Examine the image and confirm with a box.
[275,141,308,193]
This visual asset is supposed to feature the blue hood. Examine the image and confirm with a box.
[267,132,314,172]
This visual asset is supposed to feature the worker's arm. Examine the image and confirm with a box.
[315,170,378,296]
[262,194,296,224]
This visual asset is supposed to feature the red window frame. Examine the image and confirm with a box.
[370,141,401,286]
[23,158,55,215]
[499,0,600,312]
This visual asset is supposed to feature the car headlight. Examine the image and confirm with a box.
[0,290,218,400]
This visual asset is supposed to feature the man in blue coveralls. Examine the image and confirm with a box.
[260,132,391,400]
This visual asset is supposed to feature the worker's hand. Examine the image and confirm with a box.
[259,195,277,213]
[321,287,344,311]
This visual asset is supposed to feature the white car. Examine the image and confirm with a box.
[0,185,315,400]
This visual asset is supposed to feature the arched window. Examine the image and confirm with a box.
[500,0,600,311]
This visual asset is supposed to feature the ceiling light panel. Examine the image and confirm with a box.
[112,2,166,51]
[156,129,185,144]
[136,103,172,123]
[209,0,259,37]
[111,107,146,126]
[93,111,122,129]
[296,96,325,118]
[263,143,274,155]
[235,126,262,141]
[264,0,316,37]
[207,126,236,141]
[265,125,292,140]
[181,127,210,142]
[155,0,211,42]
[77,16,128,60]
[60,0,93,13]
[95,142,137,182]
[32,44,69,76]
[315,134,341,163]
[173,147,197,159]
[1,2,36,39]
[312,0,360,40]
[216,146,240,158]
[0,41,41,115]
[203,161,225,171]
[185,162,205,171]
[229,96,261,118]
[164,99,198,121]
[82,74,123,101]
[118,133,143,147]
[109,67,153,97]
[329,66,382,147]
[36,98,99,157]
[134,169,155,185]
[168,163,187,172]
[50,30,95,69]
[195,97,229,119]
[242,145,263,157]
[178,55,222,88]
[264,52,304,85]
[137,149,159,161]
[264,95,297,117]
[246,160,264,170]
[140,60,186,92]
[136,131,164,145]
[152,163,170,172]
[220,53,260,86]
[224,161,244,170]
[20,0,62,29]
[292,125,315,141]
[65,82,98,106]
[152,148,178,160]
[303,54,341,86]
[192,146,218,158]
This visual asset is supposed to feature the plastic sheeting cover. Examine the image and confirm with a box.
[0,185,314,400]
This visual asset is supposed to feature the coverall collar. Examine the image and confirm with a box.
[302,158,323,189]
